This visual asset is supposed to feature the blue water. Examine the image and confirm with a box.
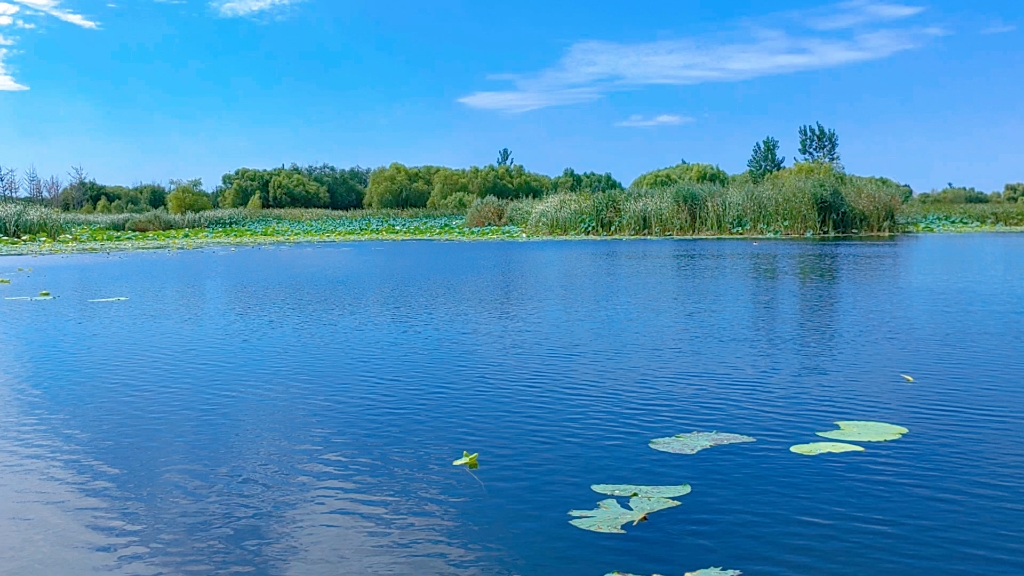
[1,236,1022,576]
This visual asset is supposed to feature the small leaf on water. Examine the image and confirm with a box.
[901,374,915,383]
[568,497,681,534]
[685,568,743,576]
[816,421,908,443]
[452,451,479,467]
[38,291,50,296]
[650,432,756,455]
[591,484,691,499]
[0,279,10,284]
[790,442,865,456]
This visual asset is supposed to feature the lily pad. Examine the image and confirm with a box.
[452,451,478,469]
[0,279,10,284]
[569,497,680,534]
[685,569,742,576]
[650,432,756,455]
[790,442,865,456]
[89,297,129,302]
[592,484,691,499]
[816,421,908,443]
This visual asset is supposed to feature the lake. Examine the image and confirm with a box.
[1,235,1022,576]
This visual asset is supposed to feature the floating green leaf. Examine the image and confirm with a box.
[900,374,914,383]
[38,291,50,297]
[89,297,129,302]
[816,421,909,443]
[649,432,756,455]
[569,497,680,534]
[0,279,10,284]
[790,442,865,456]
[452,451,478,469]
[591,484,691,499]
[685,569,742,576]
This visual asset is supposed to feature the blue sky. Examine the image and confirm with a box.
[0,1,1021,191]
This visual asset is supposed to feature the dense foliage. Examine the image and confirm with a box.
[630,162,730,189]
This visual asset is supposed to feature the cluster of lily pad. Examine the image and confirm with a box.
[790,421,909,455]
[568,431,753,575]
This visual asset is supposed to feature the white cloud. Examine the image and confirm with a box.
[0,1,98,91]
[803,0,925,31]
[214,0,303,17]
[459,2,938,112]
[981,23,1016,35]
[615,114,693,127]
[0,48,28,90]
[10,0,97,28]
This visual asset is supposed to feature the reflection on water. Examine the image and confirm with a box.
[1,236,1023,575]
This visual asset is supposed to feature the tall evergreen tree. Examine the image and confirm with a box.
[798,122,841,167]
[747,136,786,182]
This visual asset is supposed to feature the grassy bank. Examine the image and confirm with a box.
[3,186,1023,256]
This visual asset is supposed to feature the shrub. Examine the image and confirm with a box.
[1004,183,1023,204]
[630,162,729,189]
[124,210,177,232]
[465,196,508,227]
[246,192,263,210]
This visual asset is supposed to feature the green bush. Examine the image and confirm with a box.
[465,196,508,227]
[0,202,70,238]
[124,210,177,232]
[630,162,729,189]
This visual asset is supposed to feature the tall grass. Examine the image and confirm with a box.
[518,171,904,236]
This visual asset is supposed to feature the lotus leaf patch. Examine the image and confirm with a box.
[649,432,756,455]
[816,421,908,443]
[790,442,865,456]
[591,484,692,498]
[569,497,681,534]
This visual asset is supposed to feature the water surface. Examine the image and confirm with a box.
[1,236,1022,575]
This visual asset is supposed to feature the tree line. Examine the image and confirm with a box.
[1,123,1020,214]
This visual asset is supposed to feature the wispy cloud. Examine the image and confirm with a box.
[213,0,303,18]
[459,2,939,112]
[615,114,692,128]
[981,22,1016,35]
[0,1,98,91]
[9,0,97,28]
[802,0,925,31]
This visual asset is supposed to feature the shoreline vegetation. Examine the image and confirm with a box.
[2,128,1023,255]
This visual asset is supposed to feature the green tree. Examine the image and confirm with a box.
[497,148,514,167]
[798,122,841,167]
[1003,183,1023,203]
[134,184,168,210]
[246,191,263,210]
[299,164,366,210]
[552,168,623,194]
[268,172,329,208]
[166,180,213,214]
[219,168,274,208]
[747,136,786,182]
[364,163,437,209]
[95,196,111,214]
